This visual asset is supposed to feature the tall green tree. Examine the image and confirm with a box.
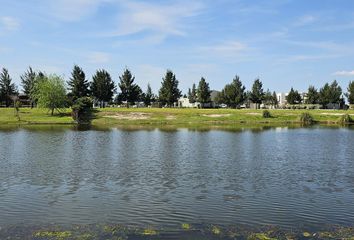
[33,74,67,115]
[272,91,278,107]
[143,83,155,106]
[91,69,116,108]
[263,89,273,105]
[346,81,354,104]
[118,68,141,105]
[319,80,342,106]
[21,66,36,96]
[218,75,246,108]
[286,87,302,104]
[196,77,211,105]
[188,83,197,103]
[158,70,181,107]
[0,68,17,107]
[249,78,264,104]
[305,85,319,104]
[67,65,90,101]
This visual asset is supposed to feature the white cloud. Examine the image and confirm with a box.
[294,15,317,27]
[0,16,20,31]
[107,0,204,40]
[87,51,111,63]
[333,70,354,76]
[46,0,108,21]
[200,41,248,57]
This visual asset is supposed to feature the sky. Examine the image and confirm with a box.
[1,0,354,94]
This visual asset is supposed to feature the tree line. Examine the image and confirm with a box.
[0,66,182,112]
[1,66,354,114]
[213,77,352,109]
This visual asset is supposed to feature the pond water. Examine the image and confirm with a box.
[0,126,354,234]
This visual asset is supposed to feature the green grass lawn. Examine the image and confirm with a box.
[0,108,74,125]
[1,107,353,128]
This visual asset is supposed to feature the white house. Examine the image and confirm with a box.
[277,93,288,106]
[178,97,198,108]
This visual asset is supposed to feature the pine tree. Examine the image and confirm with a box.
[118,68,141,106]
[188,83,197,103]
[143,83,154,106]
[21,66,36,96]
[220,75,246,108]
[197,77,211,105]
[91,69,115,108]
[0,68,17,107]
[286,87,302,104]
[67,65,90,101]
[249,78,264,104]
[263,89,273,105]
[272,91,278,106]
[158,70,181,107]
[306,85,319,104]
[319,80,342,106]
[346,81,354,104]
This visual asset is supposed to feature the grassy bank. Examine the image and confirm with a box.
[0,107,354,127]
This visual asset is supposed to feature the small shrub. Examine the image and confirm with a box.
[14,100,21,121]
[262,110,272,118]
[72,97,93,123]
[298,112,314,125]
[338,114,352,124]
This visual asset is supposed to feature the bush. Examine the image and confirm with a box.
[298,112,314,125]
[72,97,93,123]
[338,114,352,124]
[262,110,272,118]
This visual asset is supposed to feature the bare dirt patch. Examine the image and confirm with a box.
[202,114,231,118]
[320,113,347,116]
[103,112,151,120]
[245,112,261,116]
[165,115,177,120]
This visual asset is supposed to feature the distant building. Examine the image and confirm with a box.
[277,93,288,106]
[178,90,220,108]
[178,98,197,108]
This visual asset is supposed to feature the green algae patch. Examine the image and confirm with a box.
[211,225,221,235]
[247,233,277,240]
[33,230,72,239]
[75,233,95,240]
[181,223,191,230]
[303,231,312,237]
[142,228,158,236]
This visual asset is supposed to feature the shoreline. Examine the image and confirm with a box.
[0,108,354,128]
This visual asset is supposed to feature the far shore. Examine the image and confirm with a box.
[0,108,354,128]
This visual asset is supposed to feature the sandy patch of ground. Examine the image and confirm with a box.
[245,112,261,116]
[165,115,177,120]
[320,113,347,116]
[202,114,231,118]
[103,112,151,120]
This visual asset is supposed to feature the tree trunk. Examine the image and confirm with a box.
[51,108,54,116]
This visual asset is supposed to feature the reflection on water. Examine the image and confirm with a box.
[0,126,354,231]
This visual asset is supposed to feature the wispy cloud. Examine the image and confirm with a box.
[200,41,248,57]
[106,0,204,41]
[316,21,354,32]
[0,16,20,31]
[87,51,111,63]
[199,41,255,62]
[45,0,108,21]
[294,15,317,27]
[333,70,354,76]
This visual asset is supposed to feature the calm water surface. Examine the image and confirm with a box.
[0,126,354,230]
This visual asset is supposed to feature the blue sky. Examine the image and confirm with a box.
[1,0,354,94]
